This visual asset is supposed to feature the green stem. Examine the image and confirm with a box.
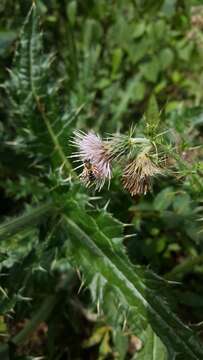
[0,202,53,241]
[165,254,203,280]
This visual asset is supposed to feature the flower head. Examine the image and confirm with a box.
[71,131,111,190]
[106,132,151,161]
[122,152,162,196]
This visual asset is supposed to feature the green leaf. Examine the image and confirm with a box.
[173,193,191,216]
[113,76,145,120]
[128,38,150,64]
[145,94,160,136]
[161,0,176,17]
[136,325,168,360]
[159,48,174,70]
[95,211,123,239]
[133,22,146,39]
[140,59,160,83]
[6,4,72,174]
[83,19,103,49]
[67,1,77,27]
[113,330,128,360]
[111,48,123,75]
[64,201,203,359]
[0,203,53,241]
[154,187,175,211]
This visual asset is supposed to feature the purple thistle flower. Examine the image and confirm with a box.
[71,131,111,190]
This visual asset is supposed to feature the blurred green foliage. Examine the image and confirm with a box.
[0,0,203,359]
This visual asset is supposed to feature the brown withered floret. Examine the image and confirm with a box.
[122,152,162,196]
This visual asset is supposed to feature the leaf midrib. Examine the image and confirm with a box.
[65,216,203,359]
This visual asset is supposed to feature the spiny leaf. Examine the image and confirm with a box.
[6,4,72,173]
[64,201,203,359]
[136,325,168,360]
[0,202,53,241]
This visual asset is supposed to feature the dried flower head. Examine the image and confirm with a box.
[71,131,111,190]
[122,152,162,196]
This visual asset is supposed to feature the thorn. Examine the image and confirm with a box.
[73,163,83,171]
[0,286,8,298]
[78,280,85,295]
[124,233,137,239]
[103,200,110,211]
[123,223,134,227]
[89,196,102,201]
[76,268,82,281]
[122,317,127,331]
[97,300,100,315]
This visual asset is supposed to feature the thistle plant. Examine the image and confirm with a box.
[1,4,203,360]
[72,130,163,195]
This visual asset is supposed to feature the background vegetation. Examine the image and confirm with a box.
[0,0,203,359]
